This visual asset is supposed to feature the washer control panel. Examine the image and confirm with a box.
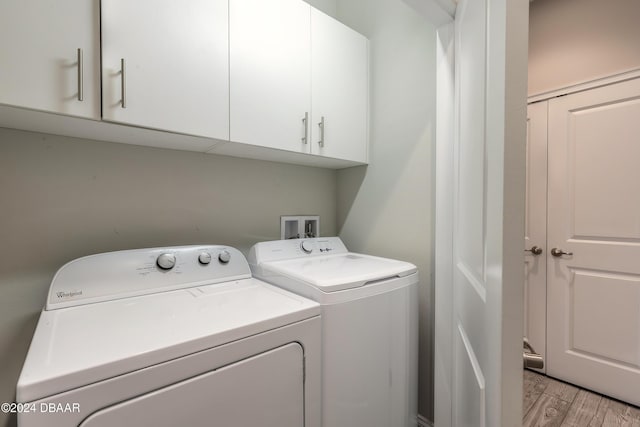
[249,237,349,264]
[47,245,251,310]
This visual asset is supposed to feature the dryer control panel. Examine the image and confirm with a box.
[248,237,348,264]
[47,245,251,310]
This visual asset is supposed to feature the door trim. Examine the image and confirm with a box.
[528,67,640,104]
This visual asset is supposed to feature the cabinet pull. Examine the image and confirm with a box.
[302,112,309,144]
[318,116,325,147]
[120,58,127,108]
[77,48,84,102]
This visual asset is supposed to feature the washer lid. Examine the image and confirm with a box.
[264,253,417,292]
[17,278,319,403]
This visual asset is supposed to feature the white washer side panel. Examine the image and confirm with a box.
[80,343,303,427]
[322,282,419,427]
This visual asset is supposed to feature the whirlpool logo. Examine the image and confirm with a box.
[56,290,83,299]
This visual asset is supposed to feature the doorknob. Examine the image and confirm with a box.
[551,248,573,257]
[524,246,543,255]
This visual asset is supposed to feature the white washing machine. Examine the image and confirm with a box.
[16,245,321,427]
[248,237,419,427]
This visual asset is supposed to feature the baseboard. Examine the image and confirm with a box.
[417,414,434,427]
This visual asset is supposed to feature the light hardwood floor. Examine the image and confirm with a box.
[523,369,640,427]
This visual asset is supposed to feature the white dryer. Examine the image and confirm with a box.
[248,237,419,427]
[17,245,321,427]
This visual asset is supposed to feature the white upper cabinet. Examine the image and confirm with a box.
[1,0,368,168]
[101,0,229,140]
[229,1,369,162]
[310,9,368,163]
[0,0,100,119]
[229,0,311,153]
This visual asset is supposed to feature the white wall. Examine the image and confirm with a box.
[334,0,437,421]
[529,0,640,95]
[0,128,337,427]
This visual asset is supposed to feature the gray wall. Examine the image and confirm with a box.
[304,0,337,16]
[334,0,437,422]
[0,128,337,427]
[529,0,640,95]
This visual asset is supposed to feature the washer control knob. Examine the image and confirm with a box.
[218,250,231,264]
[198,252,212,265]
[156,253,176,270]
[300,240,313,254]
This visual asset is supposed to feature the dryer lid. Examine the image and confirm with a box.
[17,278,319,403]
[263,253,417,292]
[45,245,251,310]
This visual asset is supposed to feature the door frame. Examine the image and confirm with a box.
[523,100,548,374]
[434,1,529,426]
[528,67,640,103]
[408,0,529,425]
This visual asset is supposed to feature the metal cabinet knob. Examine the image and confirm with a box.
[524,245,543,256]
[551,248,573,257]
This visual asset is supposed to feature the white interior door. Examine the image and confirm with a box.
[546,77,640,406]
[524,101,548,372]
[435,0,528,425]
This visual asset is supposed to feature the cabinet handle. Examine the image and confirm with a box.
[318,116,325,147]
[120,58,127,108]
[302,112,309,144]
[77,48,84,102]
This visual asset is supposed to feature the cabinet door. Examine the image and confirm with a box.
[0,0,100,119]
[101,0,228,140]
[311,9,368,163]
[230,0,311,153]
